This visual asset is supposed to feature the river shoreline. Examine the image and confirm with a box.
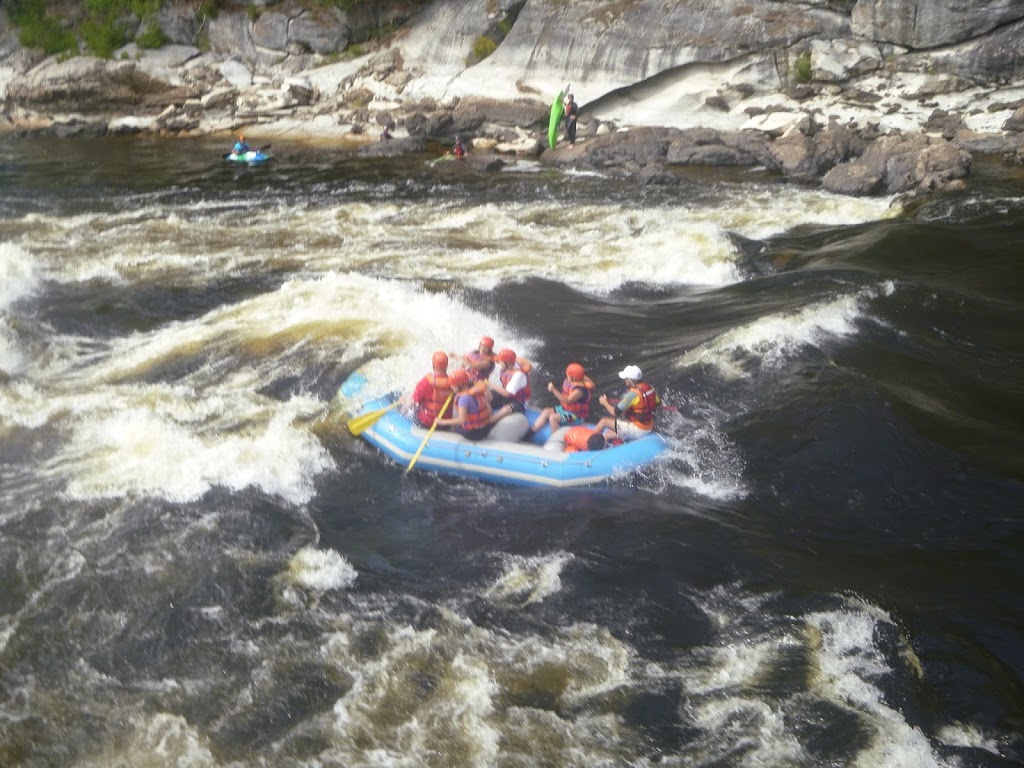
[3,1,1024,197]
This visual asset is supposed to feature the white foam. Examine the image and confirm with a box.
[286,546,358,592]
[806,604,956,768]
[75,712,218,768]
[936,722,1003,757]
[0,242,39,376]
[61,398,332,505]
[482,552,573,605]
[679,288,872,379]
[0,317,22,376]
[0,242,39,310]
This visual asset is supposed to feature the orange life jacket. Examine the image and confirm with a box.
[561,375,594,419]
[564,426,602,453]
[623,381,658,429]
[456,386,491,433]
[418,372,452,425]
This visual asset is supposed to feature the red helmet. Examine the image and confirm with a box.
[498,348,517,365]
[479,336,494,349]
[450,369,470,388]
[566,363,585,380]
[431,351,448,370]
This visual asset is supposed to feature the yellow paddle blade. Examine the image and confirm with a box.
[347,401,399,436]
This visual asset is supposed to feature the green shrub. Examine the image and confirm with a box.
[136,21,166,49]
[9,0,78,55]
[80,16,129,58]
[468,35,497,65]
[198,0,223,19]
[794,51,812,84]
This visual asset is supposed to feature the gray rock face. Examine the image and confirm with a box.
[456,0,849,98]
[6,56,183,112]
[851,0,1024,49]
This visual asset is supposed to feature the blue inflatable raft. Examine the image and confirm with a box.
[340,373,668,488]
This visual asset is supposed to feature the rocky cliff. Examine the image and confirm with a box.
[2,0,1023,196]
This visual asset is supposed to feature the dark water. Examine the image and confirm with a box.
[0,136,1022,767]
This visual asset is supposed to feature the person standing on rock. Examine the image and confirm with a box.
[563,94,579,147]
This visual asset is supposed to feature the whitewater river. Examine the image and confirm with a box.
[0,135,1022,767]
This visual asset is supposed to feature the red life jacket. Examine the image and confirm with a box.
[500,365,531,405]
[418,373,452,425]
[457,388,491,433]
[561,377,593,419]
[624,381,658,429]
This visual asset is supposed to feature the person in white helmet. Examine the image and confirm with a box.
[594,364,660,441]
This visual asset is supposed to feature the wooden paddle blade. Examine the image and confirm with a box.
[347,401,398,436]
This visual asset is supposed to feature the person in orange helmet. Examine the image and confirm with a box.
[462,335,496,383]
[530,362,594,435]
[232,134,250,155]
[434,368,491,440]
[407,350,454,429]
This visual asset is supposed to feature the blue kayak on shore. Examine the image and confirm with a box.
[339,372,668,488]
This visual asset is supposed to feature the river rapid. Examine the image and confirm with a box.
[0,136,1022,767]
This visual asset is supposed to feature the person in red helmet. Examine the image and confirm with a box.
[435,368,491,440]
[488,347,532,424]
[407,350,454,429]
[530,362,595,435]
[462,335,496,383]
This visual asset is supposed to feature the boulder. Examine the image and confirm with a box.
[810,39,884,82]
[288,9,349,55]
[822,162,885,196]
[1004,107,1024,132]
[856,132,971,194]
[220,59,253,89]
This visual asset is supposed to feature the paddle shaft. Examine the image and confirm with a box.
[606,396,678,412]
[405,391,454,474]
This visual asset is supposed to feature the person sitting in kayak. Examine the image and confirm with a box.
[562,425,607,453]
[453,135,467,157]
[435,369,491,440]
[408,350,453,429]
[594,364,660,442]
[489,348,531,424]
[462,335,496,383]
[233,134,250,155]
[530,362,594,436]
